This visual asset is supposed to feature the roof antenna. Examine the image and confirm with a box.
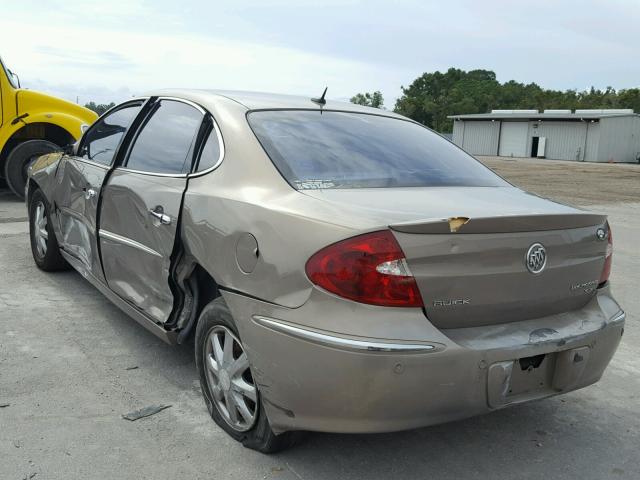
[311,87,328,106]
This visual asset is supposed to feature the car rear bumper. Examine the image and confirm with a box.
[222,286,624,434]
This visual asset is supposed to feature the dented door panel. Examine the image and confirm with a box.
[99,169,186,323]
[54,156,109,280]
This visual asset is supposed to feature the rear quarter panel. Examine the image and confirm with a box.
[183,170,359,309]
[181,98,375,308]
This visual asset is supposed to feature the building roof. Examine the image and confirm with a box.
[448,109,638,121]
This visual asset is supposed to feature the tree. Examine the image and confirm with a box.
[84,101,116,116]
[393,68,640,132]
[350,91,384,109]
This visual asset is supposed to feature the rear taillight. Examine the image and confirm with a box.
[305,230,424,307]
[599,222,613,285]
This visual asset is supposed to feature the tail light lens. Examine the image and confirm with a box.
[599,222,613,285]
[305,230,424,307]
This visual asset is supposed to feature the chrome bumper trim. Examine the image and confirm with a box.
[252,315,436,353]
[611,310,626,323]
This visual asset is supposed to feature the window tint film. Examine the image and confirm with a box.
[195,125,221,172]
[82,104,142,165]
[126,100,202,174]
[248,110,508,189]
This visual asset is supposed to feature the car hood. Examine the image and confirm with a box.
[299,186,592,231]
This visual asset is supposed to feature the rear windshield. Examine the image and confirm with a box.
[248,110,507,189]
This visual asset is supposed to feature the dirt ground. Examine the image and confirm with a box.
[478,156,640,206]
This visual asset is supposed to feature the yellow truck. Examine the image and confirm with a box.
[0,55,97,198]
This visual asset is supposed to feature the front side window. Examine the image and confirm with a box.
[248,110,508,189]
[126,100,202,174]
[81,103,142,165]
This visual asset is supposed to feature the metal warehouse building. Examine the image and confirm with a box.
[449,109,640,163]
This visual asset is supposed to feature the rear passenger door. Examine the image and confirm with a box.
[99,99,204,324]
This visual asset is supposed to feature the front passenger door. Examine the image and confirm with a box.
[99,99,204,323]
[55,101,143,280]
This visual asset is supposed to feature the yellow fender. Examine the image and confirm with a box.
[1,88,97,153]
[0,111,91,147]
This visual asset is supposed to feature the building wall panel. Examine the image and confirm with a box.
[452,121,464,146]
[598,116,640,163]
[529,121,587,161]
[584,121,600,162]
[458,121,499,155]
[450,114,640,162]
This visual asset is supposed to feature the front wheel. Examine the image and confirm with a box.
[5,140,61,199]
[29,189,69,271]
[194,296,301,453]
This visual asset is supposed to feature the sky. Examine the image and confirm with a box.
[1,0,639,107]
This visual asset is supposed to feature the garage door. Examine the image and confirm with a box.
[499,122,529,157]
[461,121,500,155]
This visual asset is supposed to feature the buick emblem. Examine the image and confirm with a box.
[525,243,547,274]
[596,228,606,241]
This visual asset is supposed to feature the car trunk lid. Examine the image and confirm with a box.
[391,215,608,328]
[302,186,608,328]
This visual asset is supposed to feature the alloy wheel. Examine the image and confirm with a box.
[33,201,48,257]
[203,325,258,432]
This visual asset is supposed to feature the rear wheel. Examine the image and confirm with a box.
[195,297,300,453]
[5,140,61,199]
[29,189,69,271]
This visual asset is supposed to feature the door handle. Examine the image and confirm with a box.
[82,186,97,200]
[149,208,171,225]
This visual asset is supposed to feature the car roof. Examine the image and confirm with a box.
[146,88,405,118]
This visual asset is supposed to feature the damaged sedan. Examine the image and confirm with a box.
[26,90,625,452]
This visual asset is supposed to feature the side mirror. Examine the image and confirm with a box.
[64,142,80,156]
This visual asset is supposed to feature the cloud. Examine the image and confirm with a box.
[0,18,411,105]
[34,47,135,70]
[1,0,638,108]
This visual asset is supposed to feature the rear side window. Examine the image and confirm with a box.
[248,110,508,189]
[195,123,222,172]
[81,103,142,165]
[126,100,202,174]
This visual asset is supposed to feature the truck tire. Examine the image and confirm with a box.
[5,140,61,199]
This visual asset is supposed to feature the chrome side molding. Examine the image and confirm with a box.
[99,229,162,257]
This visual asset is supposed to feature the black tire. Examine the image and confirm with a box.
[195,297,301,453]
[5,140,61,199]
[29,188,69,271]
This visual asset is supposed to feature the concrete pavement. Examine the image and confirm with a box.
[1,181,638,479]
